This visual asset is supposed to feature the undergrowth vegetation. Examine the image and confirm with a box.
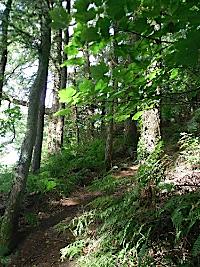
[0,138,105,196]
[0,166,13,194]
[28,138,105,195]
[2,134,200,266]
[59,136,200,266]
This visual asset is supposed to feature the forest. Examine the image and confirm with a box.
[0,0,200,266]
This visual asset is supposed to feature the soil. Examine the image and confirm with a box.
[8,189,102,267]
[4,163,138,267]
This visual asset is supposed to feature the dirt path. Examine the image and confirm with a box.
[8,164,138,267]
[9,189,102,267]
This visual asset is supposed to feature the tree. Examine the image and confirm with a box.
[47,0,70,154]
[0,0,51,254]
[31,82,48,173]
[0,0,12,106]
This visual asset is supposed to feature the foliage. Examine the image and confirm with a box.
[23,212,38,226]
[187,108,200,133]
[61,239,85,261]
[137,141,165,186]
[89,174,128,194]
[0,106,22,139]
[59,135,200,266]
[0,166,13,193]
[0,255,10,267]
[1,0,200,264]
[60,180,154,265]
[160,192,200,260]
[26,138,105,195]
[178,133,200,166]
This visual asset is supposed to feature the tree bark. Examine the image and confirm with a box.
[0,0,12,106]
[31,81,48,173]
[104,102,114,170]
[74,105,80,144]
[47,0,70,154]
[0,4,51,254]
[141,107,161,155]
[104,25,118,170]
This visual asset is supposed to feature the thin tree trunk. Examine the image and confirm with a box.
[31,80,48,173]
[105,102,114,170]
[74,105,80,144]
[0,0,12,106]
[104,25,118,170]
[0,6,51,254]
[100,103,106,136]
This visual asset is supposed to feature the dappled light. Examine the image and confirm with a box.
[1,0,200,266]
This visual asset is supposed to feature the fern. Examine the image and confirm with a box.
[60,239,85,261]
[192,235,200,257]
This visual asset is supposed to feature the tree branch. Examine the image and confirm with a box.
[121,28,174,44]
[2,92,52,114]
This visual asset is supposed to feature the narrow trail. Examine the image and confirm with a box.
[9,189,102,267]
[8,164,138,267]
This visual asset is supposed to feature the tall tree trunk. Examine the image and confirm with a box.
[31,80,48,173]
[0,5,51,254]
[104,25,118,170]
[0,0,12,106]
[47,0,70,154]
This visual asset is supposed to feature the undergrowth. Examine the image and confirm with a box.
[0,166,13,193]
[28,138,105,195]
[59,140,200,266]
[0,139,105,196]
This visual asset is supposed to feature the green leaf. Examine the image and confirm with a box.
[95,79,108,92]
[115,114,130,122]
[125,0,140,13]
[170,69,179,80]
[192,235,200,256]
[54,108,71,117]
[129,17,148,33]
[106,0,126,20]
[50,7,71,29]
[76,7,97,23]
[90,62,109,80]
[147,70,159,81]
[90,40,107,54]
[59,87,76,103]
[62,57,85,67]
[74,0,90,12]
[64,44,79,56]
[133,111,143,120]
[97,17,111,38]
[79,79,93,93]
[81,27,100,43]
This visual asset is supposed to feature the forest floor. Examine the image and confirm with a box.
[4,153,200,267]
[8,163,138,267]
